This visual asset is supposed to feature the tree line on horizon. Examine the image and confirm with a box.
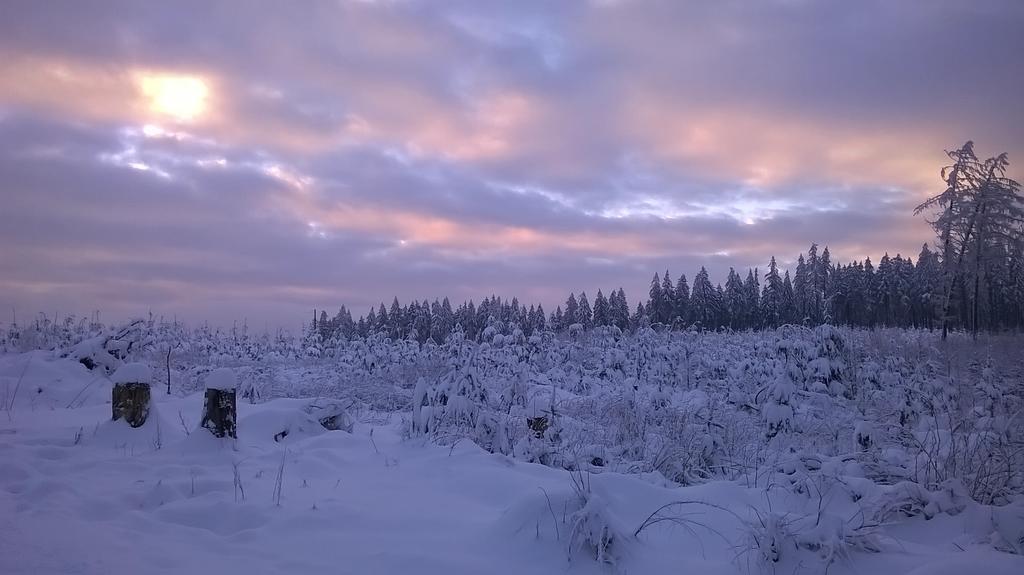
[310,141,1022,344]
[309,240,1019,344]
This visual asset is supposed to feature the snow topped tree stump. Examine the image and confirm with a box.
[111,363,153,428]
[201,368,237,439]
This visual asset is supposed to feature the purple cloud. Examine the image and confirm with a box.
[0,0,1020,328]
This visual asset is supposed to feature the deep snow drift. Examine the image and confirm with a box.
[1,324,1023,574]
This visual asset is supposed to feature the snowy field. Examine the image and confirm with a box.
[1,324,1023,574]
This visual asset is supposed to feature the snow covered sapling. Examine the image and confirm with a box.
[566,470,627,566]
[854,420,877,453]
[473,410,509,455]
[233,459,246,502]
[810,324,850,396]
[763,361,796,439]
[745,509,792,565]
[410,376,431,435]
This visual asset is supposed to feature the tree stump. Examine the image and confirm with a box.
[112,382,151,428]
[110,362,154,428]
[201,388,237,438]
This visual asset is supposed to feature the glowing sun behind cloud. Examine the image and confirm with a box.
[137,73,209,122]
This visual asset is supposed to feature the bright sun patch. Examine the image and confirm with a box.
[138,73,209,122]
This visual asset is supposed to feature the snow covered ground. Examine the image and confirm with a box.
[2,349,1022,575]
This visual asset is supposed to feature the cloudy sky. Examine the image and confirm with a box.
[1,0,1021,330]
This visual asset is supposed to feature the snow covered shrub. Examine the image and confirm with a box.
[48,316,1022,514]
[512,391,564,466]
[643,390,723,485]
[443,361,485,428]
[762,363,796,439]
[738,488,882,571]
[775,326,814,388]
[867,480,969,521]
[648,435,713,486]
[304,399,354,433]
[854,420,877,452]
[810,324,850,396]
[409,348,520,455]
[237,364,276,403]
[410,376,430,435]
[64,335,122,373]
[566,470,627,566]
[744,510,793,565]
[882,345,1024,506]
[992,500,1024,554]
[473,410,510,455]
[907,420,1023,506]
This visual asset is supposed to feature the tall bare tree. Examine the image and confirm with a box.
[915,142,1023,338]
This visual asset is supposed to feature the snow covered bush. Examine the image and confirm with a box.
[37,317,1024,513]
[810,324,850,396]
[762,357,796,439]
[566,470,628,566]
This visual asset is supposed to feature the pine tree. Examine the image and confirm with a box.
[744,269,760,330]
[793,254,810,323]
[592,289,610,327]
[807,244,823,323]
[724,268,745,330]
[377,303,389,333]
[876,254,894,326]
[863,258,877,327]
[389,297,403,339]
[613,288,631,331]
[689,267,719,329]
[819,246,833,321]
[577,291,593,329]
[762,258,784,328]
[563,294,578,327]
[660,271,675,324]
[632,302,649,329]
[782,271,796,325]
[914,245,941,329]
[607,289,621,329]
[915,141,980,337]
[318,310,331,341]
[647,273,664,325]
[964,152,1023,336]
[413,300,432,343]
[674,273,690,325]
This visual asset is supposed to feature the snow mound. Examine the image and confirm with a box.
[111,362,153,385]
[90,402,180,451]
[304,400,354,433]
[904,552,1024,575]
[205,367,237,390]
[993,500,1024,554]
[63,335,121,372]
[495,486,576,541]
[238,399,327,443]
[0,352,112,409]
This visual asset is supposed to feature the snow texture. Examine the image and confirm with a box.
[205,367,238,390]
[111,362,153,385]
